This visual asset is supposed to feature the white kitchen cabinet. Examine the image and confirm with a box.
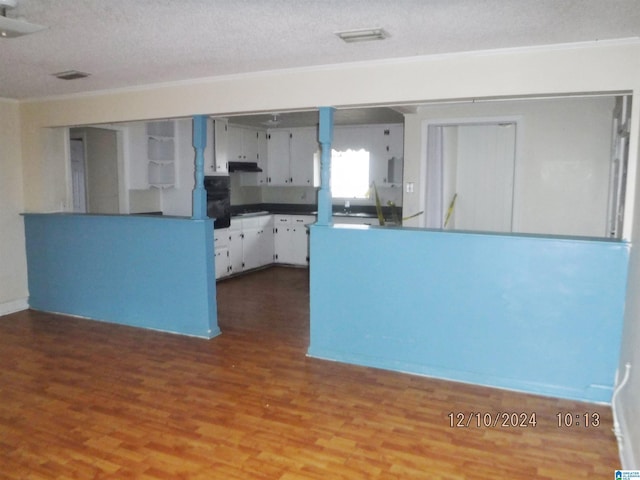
[267,128,319,187]
[274,214,315,265]
[211,118,229,173]
[241,215,274,271]
[240,130,269,186]
[266,130,292,186]
[215,247,229,279]
[214,228,230,279]
[290,127,319,186]
[220,215,274,277]
[228,219,244,275]
[228,125,260,163]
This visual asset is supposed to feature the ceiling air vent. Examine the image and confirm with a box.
[336,28,389,43]
[53,70,90,80]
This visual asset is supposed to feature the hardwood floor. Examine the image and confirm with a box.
[0,267,620,479]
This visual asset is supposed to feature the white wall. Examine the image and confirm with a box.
[0,99,28,314]
[404,97,616,237]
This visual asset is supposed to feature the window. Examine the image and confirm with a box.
[331,149,370,198]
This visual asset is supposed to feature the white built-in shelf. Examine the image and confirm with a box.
[146,121,175,188]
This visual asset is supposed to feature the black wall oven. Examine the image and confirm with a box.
[204,175,231,229]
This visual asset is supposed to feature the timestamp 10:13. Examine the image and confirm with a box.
[556,412,601,427]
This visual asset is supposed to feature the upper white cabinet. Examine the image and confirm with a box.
[213,121,403,189]
[290,127,319,187]
[267,128,319,187]
[206,118,227,174]
[228,125,260,162]
[266,130,292,186]
[240,130,269,186]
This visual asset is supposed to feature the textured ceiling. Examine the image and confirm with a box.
[1,0,640,100]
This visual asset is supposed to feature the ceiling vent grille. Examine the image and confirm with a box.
[53,70,90,80]
[336,28,389,43]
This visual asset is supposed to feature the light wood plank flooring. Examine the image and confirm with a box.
[0,267,620,479]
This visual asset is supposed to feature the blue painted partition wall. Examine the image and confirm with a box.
[308,224,629,403]
[23,214,219,338]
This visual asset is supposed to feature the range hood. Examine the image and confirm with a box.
[228,161,263,173]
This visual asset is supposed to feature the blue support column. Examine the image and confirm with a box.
[317,107,335,226]
[192,115,207,220]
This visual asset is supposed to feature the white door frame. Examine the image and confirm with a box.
[420,115,523,230]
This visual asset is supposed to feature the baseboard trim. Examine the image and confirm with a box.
[0,298,29,317]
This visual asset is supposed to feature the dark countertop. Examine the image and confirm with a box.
[231,203,400,219]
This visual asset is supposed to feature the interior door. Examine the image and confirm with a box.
[426,122,516,233]
[452,123,516,232]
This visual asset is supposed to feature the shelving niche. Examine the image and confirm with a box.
[146,121,175,188]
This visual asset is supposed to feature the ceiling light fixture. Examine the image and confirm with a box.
[262,114,282,127]
[336,28,389,43]
[0,0,46,38]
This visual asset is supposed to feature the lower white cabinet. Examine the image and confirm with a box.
[216,215,274,279]
[241,215,274,271]
[214,228,230,278]
[274,215,315,266]
[215,213,315,279]
[228,220,244,275]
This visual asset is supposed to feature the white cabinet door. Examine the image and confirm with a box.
[240,130,269,186]
[215,247,229,279]
[228,125,243,162]
[259,223,275,266]
[290,215,314,265]
[273,215,293,264]
[267,130,292,185]
[243,129,260,163]
[214,228,230,279]
[290,127,318,186]
[228,220,244,275]
[214,119,229,173]
[274,215,314,265]
[228,125,261,163]
[246,215,274,267]
[242,226,262,271]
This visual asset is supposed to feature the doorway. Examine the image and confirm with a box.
[69,127,122,214]
[425,120,518,233]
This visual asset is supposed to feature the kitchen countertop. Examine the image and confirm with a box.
[231,203,395,219]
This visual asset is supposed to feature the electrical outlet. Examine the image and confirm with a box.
[406,182,414,193]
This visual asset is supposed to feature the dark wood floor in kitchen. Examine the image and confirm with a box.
[0,267,620,479]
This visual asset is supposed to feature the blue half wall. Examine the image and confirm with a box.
[23,213,219,338]
[308,224,629,403]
